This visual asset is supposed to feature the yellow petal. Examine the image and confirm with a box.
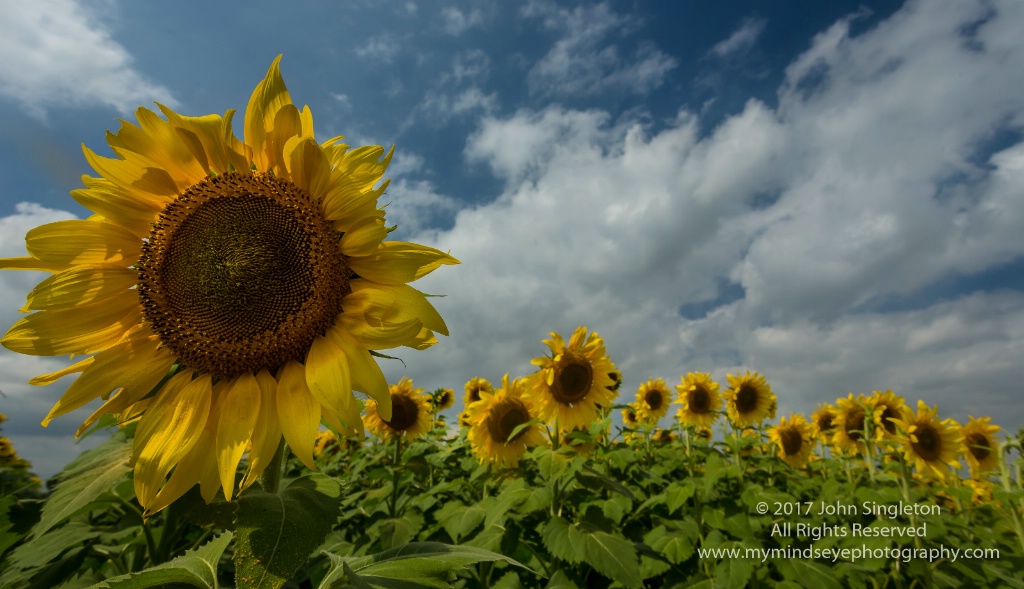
[83,145,179,197]
[265,104,303,175]
[105,107,208,189]
[22,266,137,312]
[284,136,331,197]
[147,419,220,515]
[348,241,459,285]
[133,373,212,510]
[241,370,283,491]
[304,335,353,415]
[216,373,261,500]
[25,219,142,266]
[326,326,389,419]
[245,55,293,172]
[0,257,68,273]
[348,281,449,336]
[28,356,94,385]
[157,104,251,175]
[339,213,388,257]
[71,176,168,236]
[42,333,173,426]
[406,326,438,350]
[3,290,141,356]
[276,361,320,471]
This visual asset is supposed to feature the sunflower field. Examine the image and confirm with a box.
[0,57,1022,588]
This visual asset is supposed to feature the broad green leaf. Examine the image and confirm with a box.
[541,517,587,564]
[583,531,641,589]
[644,523,695,564]
[374,513,424,549]
[664,482,695,515]
[515,486,553,515]
[5,521,99,573]
[32,430,133,539]
[86,531,233,588]
[234,474,343,589]
[774,559,843,589]
[436,501,486,542]
[711,541,753,589]
[575,466,636,501]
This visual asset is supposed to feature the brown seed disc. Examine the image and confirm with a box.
[138,172,350,378]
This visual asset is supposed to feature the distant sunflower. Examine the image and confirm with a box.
[463,377,493,408]
[634,378,671,424]
[458,411,473,429]
[468,374,545,467]
[964,477,994,506]
[868,390,908,441]
[432,387,455,411]
[768,414,813,469]
[694,427,713,444]
[364,377,433,441]
[0,437,13,458]
[621,404,639,428]
[313,430,340,459]
[723,372,774,428]
[524,326,616,431]
[891,401,963,481]
[833,394,870,455]
[960,416,1000,477]
[652,429,676,444]
[810,403,837,445]
[606,368,623,392]
[674,372,721,429]
[0,57,457,515]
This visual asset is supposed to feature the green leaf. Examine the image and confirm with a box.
[373,512,424,550]
[5,521,99,573]
[583,531,641,589]
[0,495,19,558]
[85,531,233,589]
[318,542,532,589]
[32,430,133,539]
[774,559,843,589]
[541,517,587,564]
[234,474,343,589]
[575,466,636,501]
[644,523,695,564]
[436,501,486,542]
[711,541,753,589]
[544,569,580,589]
[664,482,695,515]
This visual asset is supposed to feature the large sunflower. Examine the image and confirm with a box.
[674,372,721,429]
[468,374,545,467]
[767,413,813,469]
[634,378,671,424]
[960,416,1000,478]
[524,326,616,431]
[0,57,457,515]
[723,371,774,428]
[890,401,962,481]
[363,377,433,441]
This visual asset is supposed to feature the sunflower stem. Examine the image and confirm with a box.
[898,456,933,589]
[259,439,287,494]
[862,413,876,483]
[390,435,403,518]
[997,441,1024,554]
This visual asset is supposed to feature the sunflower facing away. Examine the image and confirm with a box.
[634,378,671,424]
[364,377,434,442]
[768,413,814,469]
[524,326,616,431]
[432,387,455,411]
[674,372,721,429]
[890,400,963,481]
[960,416,1000,478]
[723,371,774,428]
[0,57,458,515]
[468,373,545,467]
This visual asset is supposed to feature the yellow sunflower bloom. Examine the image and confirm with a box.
[890,400,963,481]
[432,387,455,411]
[810,403,837,445]
[832,394,871,455]
[674,372,721,429]
[523,326,616,432]
[468,374,545,467]
[634,378,671,424]
[463,377,493,409]
[723,371,774,428]
[768,413,814,469]
[0,57,457,515]
[621,404,639,428]
[606,368,623,392]
[363,377,433,441]
[960,416,1000,478]
[0,437,14,458]
[867,390,908,441]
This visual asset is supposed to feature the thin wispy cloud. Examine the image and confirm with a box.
[710,17,767,58]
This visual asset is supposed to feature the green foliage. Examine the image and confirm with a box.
[85,531,233,588]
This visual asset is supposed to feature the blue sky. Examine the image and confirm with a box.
[1,0,1023,478]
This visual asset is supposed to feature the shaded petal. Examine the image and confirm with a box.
[0,257,68,273]
[3,290,142,356]
[284,136,331,198]
[25,219,142,266]
[245,55,293,172]
[22,266,137,312]
[240,370,283,491]
[339,213,387,257]
[105,107,208,189]
[28,356,94,385]
[304,335,353,415]
[83,145,179,198]
[71,176,168,236]
[133,373,212,510]
[276,361,320,471]
[147,416,220,515]
[158,105,251,175]
[265,104,303,175]
[348,241,459,285]
[216,373,261,500]
[348,281,449,336]
[42,333,173,426]
[326,326,389,419]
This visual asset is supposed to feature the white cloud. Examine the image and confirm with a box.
[356,34,401,63]
[442,6,485,35]
[0,0,176,119]
[394,0,1024,433]
[709,17,767,58]
[523,0,677,97]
